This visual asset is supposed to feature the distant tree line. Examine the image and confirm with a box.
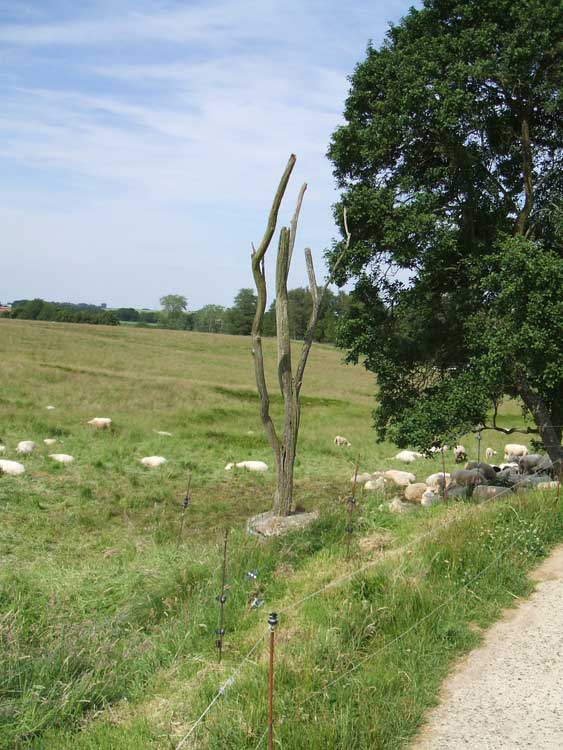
[2,288,350,343]
[189,287,350,343]
[5,299,119,325]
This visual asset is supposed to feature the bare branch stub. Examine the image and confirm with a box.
[295,207,352,392]
[288,183,307,267]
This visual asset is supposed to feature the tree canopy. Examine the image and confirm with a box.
[328,0,563,461]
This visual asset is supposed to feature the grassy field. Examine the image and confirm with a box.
[1,319,561,749]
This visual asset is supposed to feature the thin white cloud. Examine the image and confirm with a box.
[0,0,416,307]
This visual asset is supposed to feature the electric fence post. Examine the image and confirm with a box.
[177,472,192,548]
[267,612,278,750]
[441,448,449,503]
[346,453,360,562]
[215,529,229,662]
[476,429,482,463]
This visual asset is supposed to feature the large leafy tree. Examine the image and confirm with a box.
[226,288,258,335]
[328,0,563,463]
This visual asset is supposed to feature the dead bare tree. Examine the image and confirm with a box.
[251,154,350,517]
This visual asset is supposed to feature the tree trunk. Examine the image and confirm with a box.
[273,412,298,516]
[515,372,563,465]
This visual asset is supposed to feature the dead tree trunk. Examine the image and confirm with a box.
[251,154,349,516]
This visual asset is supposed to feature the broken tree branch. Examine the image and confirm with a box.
[295,207,352,392]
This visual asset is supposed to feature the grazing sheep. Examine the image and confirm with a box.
[504,443,528,460]
[140,456,167,468]
[0,445,5,453]
[44,438,57,446]
[0,459,25,476]
[334,435,352,447]
[464,461,498,483]
[496,468,520,486]
[499,462,519,471]
[421,489,441,507]
[450,469,487,488]
[46,405,56,410]
[404,483,428,503]
[453,445,467,463]
[364,477,386,492]
[389,497,416,513]
[395,450,423,463]
[485,447,497,460]
[429,445,449,455]
[225,461,268,472]
[88,417,112,430]
[537,481,559,491]
[473,485,508,502]
[426,472,451,491]
[351,472,374,484]
[154,430,173,437]
[49,453,74,464]
[16,441,36,455]
[383,469,416,488]
[518,454,552,475]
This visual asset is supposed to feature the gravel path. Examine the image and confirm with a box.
[412,545,563,750]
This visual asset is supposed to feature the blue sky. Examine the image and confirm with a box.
[0,0,415,309]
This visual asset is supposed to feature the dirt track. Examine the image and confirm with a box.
[412,545,563,750]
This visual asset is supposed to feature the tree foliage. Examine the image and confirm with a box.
[159,294,191,329]
[9,299,119,326]
[226,288,257,335]
[328,0,563,458]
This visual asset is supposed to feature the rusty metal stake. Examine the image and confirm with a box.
[177,472,192,548]
[216,528,229,662]
[345,453,360,562]
[268,612,278,750]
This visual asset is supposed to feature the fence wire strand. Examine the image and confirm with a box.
[174,458,561,747]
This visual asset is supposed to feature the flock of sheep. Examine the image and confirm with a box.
[344,440,559,512]
[2,413,558,516]
[0,413,175,476]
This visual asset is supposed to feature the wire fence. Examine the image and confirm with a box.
[174,457,562,749]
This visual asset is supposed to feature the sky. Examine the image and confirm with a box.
[0,0,416,310]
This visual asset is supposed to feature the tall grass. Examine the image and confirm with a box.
[0,319,555,749]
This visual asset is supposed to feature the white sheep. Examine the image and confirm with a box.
[49,453,74,464]
[140,456,167,468]
[46,405,56,411]
[383,469,416,488]
[334,435,352,447]
[44,438,58,446]
[504,443,528,460]
[426,472,451,491]
[485,447,497,460]
[154,430,173,436]
[351,472,375,484]
[88,417,112,430]
[395,450,423,463]
[364,477,386,492]
[0,459,26,476]
[453,445,467,463]
[0,445,5,453]
[404,483,428,502]
[225,461,268,472]
[421,489,440,507]
[16,441,36,455]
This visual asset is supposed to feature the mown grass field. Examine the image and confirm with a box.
[1,319,561,750]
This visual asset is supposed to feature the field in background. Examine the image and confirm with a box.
[0,319,556,750]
